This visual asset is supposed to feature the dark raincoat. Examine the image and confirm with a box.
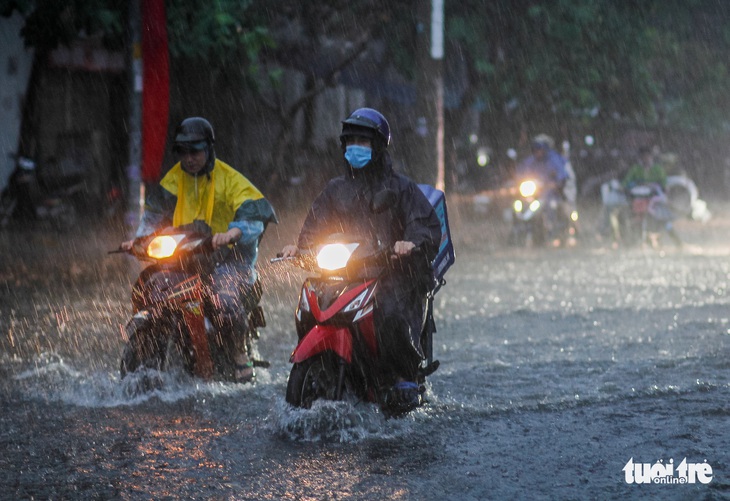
[296,153,441,383]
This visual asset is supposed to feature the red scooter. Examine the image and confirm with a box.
[113,227,267,384]
[276,186,454,417]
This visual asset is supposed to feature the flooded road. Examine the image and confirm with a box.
[1,201,729,500]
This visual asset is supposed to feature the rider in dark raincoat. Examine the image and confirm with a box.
[280,108,441,407]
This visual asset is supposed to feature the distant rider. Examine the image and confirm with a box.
[622,145,681,247]
[622,145,667,190]
[515,134,572,243]
[279,107,441,411]
[121,117,278,382]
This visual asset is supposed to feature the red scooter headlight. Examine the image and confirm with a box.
[316,243,359,271]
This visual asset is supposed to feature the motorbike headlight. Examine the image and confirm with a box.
[519,180,538,198]
[147,234,185,259]
[513,200,523,212]
[316,243,359,271]
[529,200,541,212]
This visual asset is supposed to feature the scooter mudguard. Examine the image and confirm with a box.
[290,325,352,364]
[182,301,214,379]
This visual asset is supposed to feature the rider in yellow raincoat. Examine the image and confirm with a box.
[126,117,278,382]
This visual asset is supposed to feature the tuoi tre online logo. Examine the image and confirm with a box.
[623,457,713,485]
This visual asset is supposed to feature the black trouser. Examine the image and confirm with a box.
[208,257,260,353]
[373,273,425,384]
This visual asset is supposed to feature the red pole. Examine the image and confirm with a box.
[141,0,169,184]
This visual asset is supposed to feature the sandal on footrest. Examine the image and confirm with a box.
[234,360,255,384]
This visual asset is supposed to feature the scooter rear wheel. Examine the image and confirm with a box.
[285,353,340,408]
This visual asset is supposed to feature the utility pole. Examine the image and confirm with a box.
[415,0,445,190]
[432,0,445,191]
[126,0,143,232]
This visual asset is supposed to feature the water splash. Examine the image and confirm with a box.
[270,397,417,443]
[11,351,258,408]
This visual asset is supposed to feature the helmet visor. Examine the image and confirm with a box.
[173,141,207,155]
[340,123,376,143]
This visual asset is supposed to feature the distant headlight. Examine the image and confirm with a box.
[519,180,538,198]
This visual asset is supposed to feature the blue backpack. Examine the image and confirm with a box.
[418,184,455,287]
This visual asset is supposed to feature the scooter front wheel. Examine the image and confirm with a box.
[120,329,166,378]
[285,353,340,408]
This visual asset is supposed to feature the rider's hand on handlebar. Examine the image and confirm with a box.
[280,245,299,258]
[120,240,134,251]
[393,240,416,258]
[212,228,243,249]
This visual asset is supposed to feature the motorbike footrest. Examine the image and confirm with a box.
[419,360,440,378]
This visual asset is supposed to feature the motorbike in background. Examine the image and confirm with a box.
[601,180,678,247]
[0,154,84,229]
[113,227,268,385]
[508,178,577,247]
[626,183,664,245]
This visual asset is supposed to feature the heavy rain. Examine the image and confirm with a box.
[1,1,730,500]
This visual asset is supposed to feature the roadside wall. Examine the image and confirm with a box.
[0,14,34,192]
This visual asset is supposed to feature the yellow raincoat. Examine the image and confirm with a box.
[159,159,270,235]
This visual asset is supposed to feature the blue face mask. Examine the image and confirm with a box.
[345,145,372,169]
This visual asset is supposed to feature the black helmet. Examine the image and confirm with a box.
[173,117,216,176]
[174,117,215,146]
[340,108,391,150]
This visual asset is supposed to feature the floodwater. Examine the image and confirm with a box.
[0,200,729,500]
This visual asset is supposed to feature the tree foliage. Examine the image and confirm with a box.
[1,0,126,51]
[3,0,729,140]
[444,0,729,135]
[166,0,273,78]
[448,1,653,125]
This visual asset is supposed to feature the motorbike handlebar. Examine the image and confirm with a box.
[269,244,424,270]
[109,233,215,259]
